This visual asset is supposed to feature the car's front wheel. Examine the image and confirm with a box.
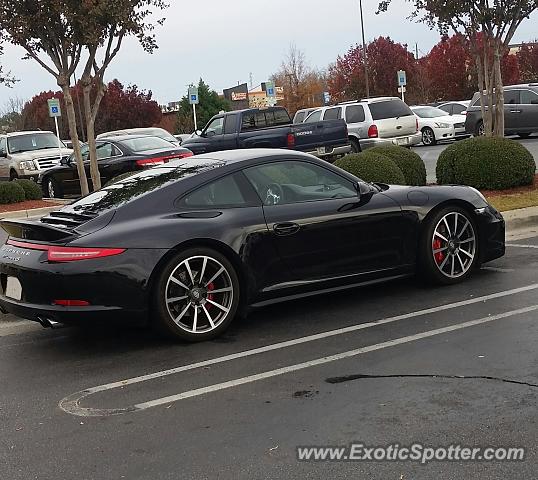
[152,248,240,341]
[422,127,437,146]
[420,207,478,285]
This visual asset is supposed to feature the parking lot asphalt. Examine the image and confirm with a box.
[1,234,538,479]
[413,134,538,183]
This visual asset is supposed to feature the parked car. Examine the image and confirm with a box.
[465,84,538,137]
[437,101,471,116]
[304,98,422,153]
[293,108,319,124]
[97,127,181,146]
[0,149,505,341]
[0,131,73,181]
[411,106,468,146]
[39,135,193,198]
[181,106,351,160]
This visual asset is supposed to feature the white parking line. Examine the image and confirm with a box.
[59,283,538,417]
[506,244,538,249]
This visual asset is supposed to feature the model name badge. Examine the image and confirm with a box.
[296,131,313,136]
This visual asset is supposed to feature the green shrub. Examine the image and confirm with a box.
[0,182,25,204]
[15,179,43,200]
[335,151,406,185]
[437,137,536,190]
[369,145,427,186]
[104,171,138,187]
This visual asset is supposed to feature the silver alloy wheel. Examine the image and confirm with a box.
[422,128,435,145]
[165,255,234,334]
[47,179,55,198]
[432,212,476,279]
[478,122,485,136]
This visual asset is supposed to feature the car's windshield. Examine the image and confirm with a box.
[412,107,449,118]
[7,132,65,154]
[131,128,178,143]
[120,136,175,152]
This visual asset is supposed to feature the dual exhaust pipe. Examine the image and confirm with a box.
[37,316,62,329]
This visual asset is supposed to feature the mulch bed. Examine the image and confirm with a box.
[0,200,62,214]
[481,174,538,197]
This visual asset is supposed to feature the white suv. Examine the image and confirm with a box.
[304,97,422,153]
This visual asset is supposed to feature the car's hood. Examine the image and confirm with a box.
[11,148,73,161]
[416,114,466,126]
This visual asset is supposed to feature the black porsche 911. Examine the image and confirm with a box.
[0,149,505,341]
[38,135,193,198]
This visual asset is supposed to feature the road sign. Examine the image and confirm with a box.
[188,86,199,105]
[398,86,407,93]
[265,81,275,98]
[397,70,407,87]
[47,98,62,118]
[323,92,331,105]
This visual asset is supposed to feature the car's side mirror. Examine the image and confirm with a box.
[195,130,202,136]
[61,156,71,165]
[357,181,373,196]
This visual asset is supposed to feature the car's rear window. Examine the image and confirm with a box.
[120,136,175,152]
[369,100,413,120]
[65,161,222,215]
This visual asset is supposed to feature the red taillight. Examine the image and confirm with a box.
[136,151,194,167]
[48,247,125,262]
[6,240,125,262]
[53,300,90,307]
[287,133,295,148]
[368,124,379,138]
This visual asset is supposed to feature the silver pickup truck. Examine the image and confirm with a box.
[0,131,73,181]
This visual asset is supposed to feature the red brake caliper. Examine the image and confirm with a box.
[433,238,445,265]
[206,282,215,310]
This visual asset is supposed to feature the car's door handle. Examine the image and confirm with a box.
[510,110,522,113]
[273,222,300,236]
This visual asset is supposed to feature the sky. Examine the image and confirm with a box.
[1,0,537,107]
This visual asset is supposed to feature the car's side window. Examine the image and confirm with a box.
[504,90,521,105]
[294,112,306,123]
[96,142,115,161]
[304,110,322,123]
[345,105,366,123]
[323,107,342,121]
[0,138,6,155]
[205,117,224,137]
[439,104,451,114]
[80,144,90,162]
[224,114,238,134]
[453,104,466,114]
[521,90,538,105]
[243,161,357,206]
[182,174,249,208]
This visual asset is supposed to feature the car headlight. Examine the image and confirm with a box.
[434,122,450,128]
[19,161,37,171]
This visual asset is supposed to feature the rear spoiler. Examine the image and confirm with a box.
[1,219,75,242]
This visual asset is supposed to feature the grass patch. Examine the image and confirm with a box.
[485,191,538,212]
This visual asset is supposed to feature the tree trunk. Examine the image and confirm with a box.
[82,78,105,191]
[60,85,89,196]
[482,47,494,137]
[475,52,489,136]
[492,42,505,137]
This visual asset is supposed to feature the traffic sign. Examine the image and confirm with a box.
[47,98,62,118]
[265,81,275,98]
[188,86,199,105]
[323,92,331,105]
[397,70,407,87]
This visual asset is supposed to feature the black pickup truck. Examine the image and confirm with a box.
[181,107,350,159]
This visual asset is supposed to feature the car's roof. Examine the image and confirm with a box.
[4,130,54,137]
[168,148,313,167]
[439,100,471,105]
[99,134,168,143]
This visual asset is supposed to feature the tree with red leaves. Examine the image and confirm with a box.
[517,42,538,83]
[22,80,162,139]
[328,37,419,104]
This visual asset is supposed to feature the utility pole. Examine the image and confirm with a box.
[415,43,419,60]
[359,0,370,98]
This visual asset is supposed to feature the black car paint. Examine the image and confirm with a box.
[38,136,193,197]
[0,149,504,326]
[182,107,349,155]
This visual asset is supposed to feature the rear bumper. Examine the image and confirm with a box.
[305,144,352,158]
[361,133,422,150]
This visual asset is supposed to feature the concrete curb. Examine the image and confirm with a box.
[502,205,538,232]
[0,203,67,220]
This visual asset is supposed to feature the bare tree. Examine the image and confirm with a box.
[0,96,26,132]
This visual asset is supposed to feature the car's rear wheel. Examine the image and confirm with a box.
[45,177,63,199]
[350,137,361,153]
[152,248,240,341]
[420,207,478,285]
[476,120,485,137]
[9,170,18,181]
[517,133,531,139]
[422,127,436,146]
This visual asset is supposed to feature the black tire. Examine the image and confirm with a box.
[517,133,531,139]
[421,127,437,146]
[419,206,479,285]
[151,247,241,342]
[475,120,485,137]
[44,176,63,199]
[350,137,361,153]
[9,169,18,181]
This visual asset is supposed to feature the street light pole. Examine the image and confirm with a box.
[359,0,370,98]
